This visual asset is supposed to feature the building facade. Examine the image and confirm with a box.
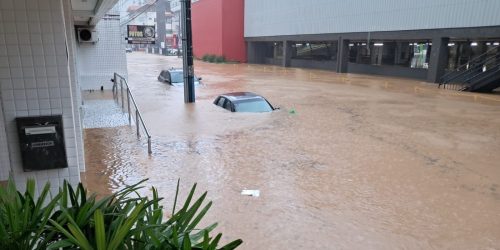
[0,0,124,193]
[191,0,246,62]
[244,0,500,82]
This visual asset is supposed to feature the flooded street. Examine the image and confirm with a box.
[83,53,500,249]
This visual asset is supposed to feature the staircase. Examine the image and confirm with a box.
[439,46,500,92]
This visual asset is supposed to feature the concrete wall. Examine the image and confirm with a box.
[347,63,429,80]
[245,0,500,37]
[0,0,80,192]
[77,17,127,90]
[290,59,337,71]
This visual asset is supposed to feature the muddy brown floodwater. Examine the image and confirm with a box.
[83,53,500,249]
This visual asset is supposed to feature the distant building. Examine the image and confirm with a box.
[170,0,181,47]
[121,0,176,49]
[191,0,246,62]
[245,0,500,83]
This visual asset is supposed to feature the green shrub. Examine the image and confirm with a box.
[202,55,227,63]
[0,178,242,250]
[214,56,226,63]
[207,55,216,63]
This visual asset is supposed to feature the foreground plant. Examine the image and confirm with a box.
[0,179,61,250]
[0,178,242,250]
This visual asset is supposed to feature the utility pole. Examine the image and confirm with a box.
[181,0,195,103]
[155,0,168,53]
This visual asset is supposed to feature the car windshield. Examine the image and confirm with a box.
[170,72,184,83]
[169,71,199,86]
[234,99,273,112]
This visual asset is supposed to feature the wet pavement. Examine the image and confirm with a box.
[83,52,500,249]
[82,91,131,129]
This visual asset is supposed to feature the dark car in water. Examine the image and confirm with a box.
[158,69,201,87]
[213,92,276,113]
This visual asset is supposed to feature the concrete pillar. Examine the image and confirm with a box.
[247,42,258,63]
[427,37,449,83]
[336,38,350,73]
[247,42,268,64]
[394,42,402,65]
[282,41,293,67]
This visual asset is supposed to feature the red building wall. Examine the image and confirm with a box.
[192,0,246,62]
[221,0,246,62]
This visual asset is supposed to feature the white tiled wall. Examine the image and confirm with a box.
[62,0,85,172]
[77,17,128,90]
[0,98,11,181]
[0,0,80,193]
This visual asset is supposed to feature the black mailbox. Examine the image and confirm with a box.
[16,116,68,171]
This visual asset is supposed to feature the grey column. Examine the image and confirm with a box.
[336,38,349,73]
[427,37,449,83]
[247,42,258,64]
[282,41,292,67]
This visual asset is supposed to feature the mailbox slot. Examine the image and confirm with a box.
[16,116,68,171]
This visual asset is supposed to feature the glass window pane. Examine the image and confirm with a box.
[234,100,273,112]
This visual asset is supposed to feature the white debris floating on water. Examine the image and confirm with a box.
[241,190,260,197]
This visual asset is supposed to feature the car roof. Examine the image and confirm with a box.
[162,69,199,77]
[163,68,183,73]
[220,92,265,102]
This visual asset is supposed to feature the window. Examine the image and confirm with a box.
[169,72,183,83]
[273,42,283,59]
[292,42,337,61]
[234,100,273,113]
[410,43,431,69]
[447,41,499,70]
[223,100,232,111]
[348,41,431,69]
[217,97,226,107]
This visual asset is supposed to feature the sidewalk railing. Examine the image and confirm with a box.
[112,73,152,154]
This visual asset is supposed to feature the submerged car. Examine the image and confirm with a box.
[213,92,276,113]
[125,48,133,53]
[158,69,201,87]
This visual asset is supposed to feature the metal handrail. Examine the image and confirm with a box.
[442,55,500,90]
[444,53,499,84]
[464,61,500,82]
[440,45,500,84]
[112,73,152,154]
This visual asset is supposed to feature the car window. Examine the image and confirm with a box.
[234,99,273,112]
[170,72,183,83]
[223,99,233,111]
[217,97,226,107]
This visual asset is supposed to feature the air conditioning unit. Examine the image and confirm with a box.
[77,27,98,43]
